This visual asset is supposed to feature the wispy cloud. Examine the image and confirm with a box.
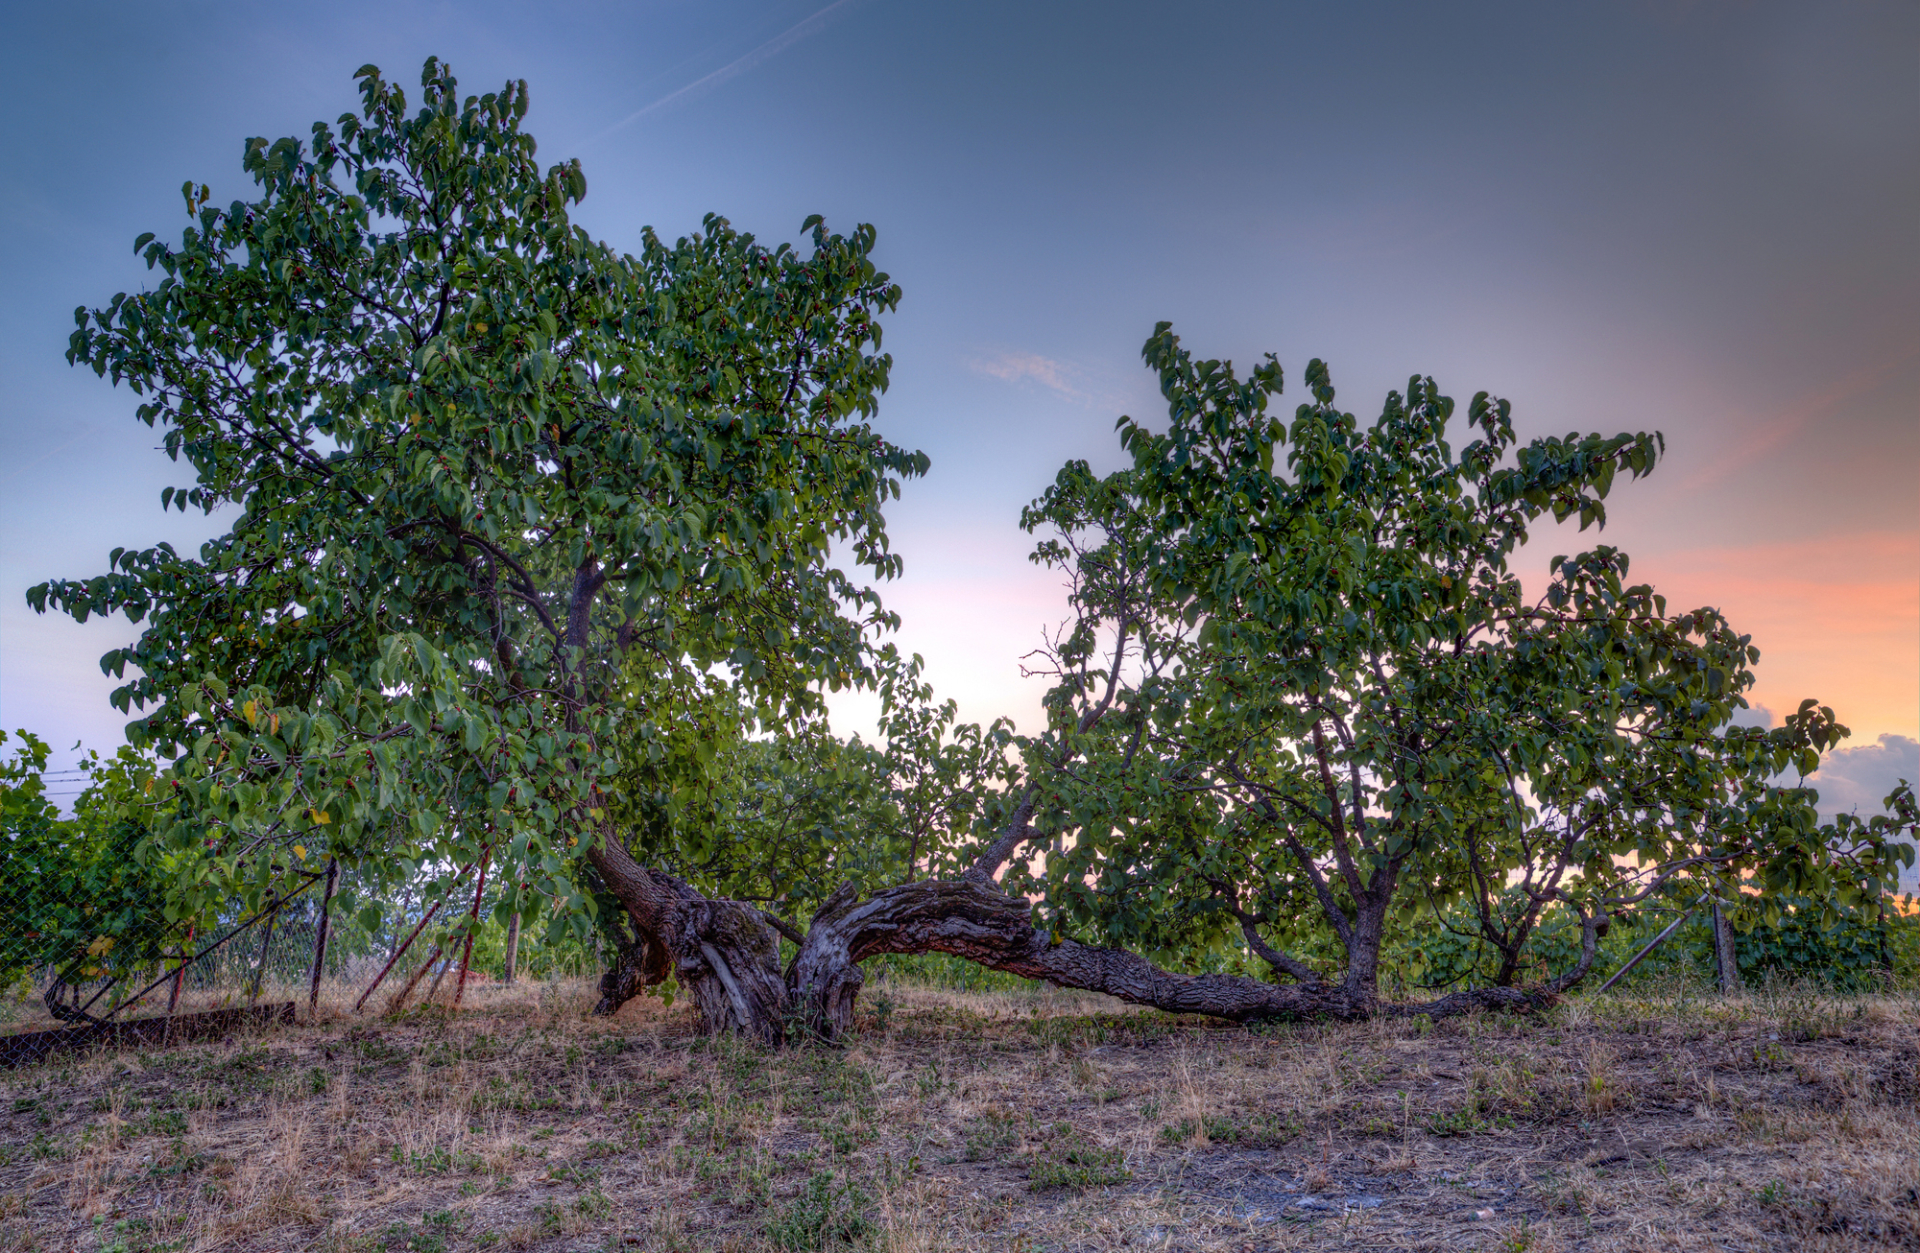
[0,429,93,487]
[1680,343,1916,491]
[970,351,1088,403]
[587,0,871,144]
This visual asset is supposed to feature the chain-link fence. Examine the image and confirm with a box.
[0,826,336,1066]
[0,835,602,1067]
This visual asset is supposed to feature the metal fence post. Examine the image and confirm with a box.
[354,901,441,1013]
[308,858,339,1018]
[247,894,280,1006]
[387,944,444,1014]
[1595,892,1709,995]
[425,954,453,1004]
[167,925,195,1016]
[352,862,478,1013]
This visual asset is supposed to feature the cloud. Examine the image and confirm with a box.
[970,351,1088,403]
[1712,711,1914,890]
[1809,734,1920,893]
[1628,531,1918,746]
[1809,733,1918,819]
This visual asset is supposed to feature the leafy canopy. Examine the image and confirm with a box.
[0,732,175,993]
[1012,325,1914,988]
[32,59,925,942]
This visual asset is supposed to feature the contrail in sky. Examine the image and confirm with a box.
[587,0,871,144]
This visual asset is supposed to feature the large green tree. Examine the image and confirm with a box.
[34,59,924,1037]
[777,328,1914,1027]
[989,327,1915,1013]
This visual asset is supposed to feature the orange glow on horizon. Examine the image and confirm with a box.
[840,530,1918,757]
[1627,531,1918,743]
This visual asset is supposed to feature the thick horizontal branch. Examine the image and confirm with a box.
[807,878,1376,1022]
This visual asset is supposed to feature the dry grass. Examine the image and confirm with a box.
[0,976,1914,1251]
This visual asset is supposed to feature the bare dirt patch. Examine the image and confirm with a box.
[0,980,1913,1251]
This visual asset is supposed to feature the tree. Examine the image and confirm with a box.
[34,58,923,1038]
[775,327,1913,1030]
[994,327,1916,1013]
[0,733,178,1021]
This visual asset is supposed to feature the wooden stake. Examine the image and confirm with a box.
[308,858,340,1018]
[387,944,444,1014]
[453,850,492,1008]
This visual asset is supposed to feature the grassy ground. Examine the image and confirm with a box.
[0,977,1913,1252]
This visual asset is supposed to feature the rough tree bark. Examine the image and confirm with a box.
[585,835,788,1041]
[586,819,1601,1043]
[789,877,1380,1039]
[591,909,672,1017]
[788,877,1606,1039]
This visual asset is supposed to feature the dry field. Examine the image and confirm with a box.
[0,978,1914,1253]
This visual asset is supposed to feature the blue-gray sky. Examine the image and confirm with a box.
[2,1,1915,823]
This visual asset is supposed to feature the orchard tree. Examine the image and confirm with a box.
[776,329,1912,1026]
[34,59,925,1037]
[992,327,1916,1014]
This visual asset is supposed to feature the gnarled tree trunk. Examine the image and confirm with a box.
[587,829,1600,1044]
[591,910,672,1017]
[789,876,1379,1040]
[585,834,789,1042]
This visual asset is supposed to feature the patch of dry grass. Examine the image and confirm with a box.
[0,977,1913,1251]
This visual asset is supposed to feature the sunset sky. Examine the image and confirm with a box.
[1,1,1914,827]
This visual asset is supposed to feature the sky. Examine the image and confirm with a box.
[1,0,1915,837]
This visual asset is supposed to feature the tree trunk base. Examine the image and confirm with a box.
[592,924,671,1017]
[586,838,790,1040]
